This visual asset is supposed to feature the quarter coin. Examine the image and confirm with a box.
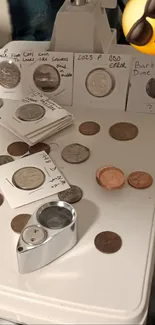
[61,143,90,164]
[38,206,73,229]
[0,61,21,89]
[33,64,60,92]
[94,231,122,254]
[12,166,45,190]
[128,171,153,189]
[29,142,50,155]
[0,193,4,206]
[85,68,115,97]
[146,78,155,98]
[109,122,138,141]
[58,185,83,203]
[0,155,14,165]
[16,103,45,121]
[79,121,100,135]
[11,214,31,233]
[7,141,29,156]
[99,166,125,190]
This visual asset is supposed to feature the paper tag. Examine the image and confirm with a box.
[73,53,132,110]
[127,56,155,113]
[0,151,69,208]
[21,51,74,106]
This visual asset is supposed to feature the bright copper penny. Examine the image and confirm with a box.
[29,142,50,155]
[99,166,125,190]
[128,171,153,189]
[79,121,100,136]
[96,167,103,185]
[94,231,122,254]
[0,193,4,206]
[7,141,29,156]
[11,214,31,233]
[109,122,138,141]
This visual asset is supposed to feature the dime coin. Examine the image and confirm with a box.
[11,214,31,233]
[0,155,14,165]
[0,98,3,108]
[85,68,115,97]
[38,206,73,229]
[0,61,21,89]
[12,167,45,190]
[29,142,50,155]
[0,193,4,206]
[79,121,100,135]
[109,122,138,141]
[128,171,153,189]
[61,143,90,164]
[94,231,122,254]
[7,141,29,156]
[58,185,83,203]
[33,64,60,92]
[146,78,155,98]
[99,166,125,190]
[16,103,45,122]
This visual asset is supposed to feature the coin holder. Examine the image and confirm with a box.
[0,151,69,208]
[21,51,74,106]
[73,53,132,110]
[127,55,155,113]
[17,201,77,273]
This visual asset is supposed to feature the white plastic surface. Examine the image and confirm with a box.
[0,106,155,324]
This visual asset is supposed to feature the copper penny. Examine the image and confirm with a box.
[109,122,138,141]
[99,166,125,190]
[79,121,100,135]
[96,167,104,186]
[11,214,31,233]
[128,171,153,189]
[29,142,50,155]
[94,231,122,254]
[0,193,4,206]
[7,141,29,156]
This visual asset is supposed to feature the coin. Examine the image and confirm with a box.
[96,167,104,185]
[79,121,100,135]
[61,143,90,164]
[109,122,138,141]
[99,166,125,190]
[7,141,29,156]
[146,78,155,98]
[33,64,60,92]
[128,171,153,189]
[0,98,3,108]
[58,185,83,203]
[85,68,115,97]
[29,142,50,155]
[16,103,45,121]
[0,61,21,89]
[0,193,4,206]
[38,206,73,229]
[0,155,14,165]
[12,167,45,190]
[11,214,31,233]
[94,231,122,254]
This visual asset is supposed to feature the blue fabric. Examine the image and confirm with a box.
[8,0,65,41]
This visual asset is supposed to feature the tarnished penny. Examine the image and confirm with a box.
[0,61,21,89]
[0,155,14,165]
[33,64,60,92]
[12,167,45,190]
[0,193,4,206]
[94,231,122,254]
[79,121,100,136]
[7,141,29,156]
[61,143,90,164]
[109,122,138,141]
[58,185,83,203]
[29,142,50,155]
[128,171,153,189]
[99,166,125,190]
[11,214,31,233]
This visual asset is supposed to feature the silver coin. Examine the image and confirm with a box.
[0,61,21,89]
[146,78,155,98]
[61,143,90,164]
[33,64,60,92]
[16,103,45,122]
[0,155,14,165]
[0,98,3,108]
[38,206,73,229]
[58,185,83,203]
[85,68,115,97]
[12,167,45,190]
